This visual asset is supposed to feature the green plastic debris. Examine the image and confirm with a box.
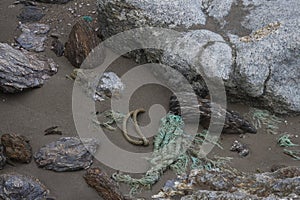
[278,134,298,147]
[83,16,93,22]
[93,110,125,131]
[248,108,283,134]
[283,149,300,160]
[112,113,227,196]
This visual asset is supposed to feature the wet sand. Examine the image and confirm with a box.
[0,0,300,199]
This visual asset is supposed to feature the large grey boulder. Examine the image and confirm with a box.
[0,43,58,93]
[97,0,300,114]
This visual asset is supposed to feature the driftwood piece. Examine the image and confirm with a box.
[0,43,58,93]
[84,167,125,200]
[169,92,257,134]
[64,20,100,68]
[1,133,32,163]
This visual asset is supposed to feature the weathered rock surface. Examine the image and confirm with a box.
[16,23,50,52]
[84,167,125,200]
[33,0,72,4]
[18,6,45,23]
[1,134,32,163]
[0,145,6,170]
[0,43,58,93]
[97,0,300,114]
[169,92,257,134]
[65,20,100,68]
[154,166,300,199]
[34,137,98,172]
[0,174,49,200]
[51,38,64,57]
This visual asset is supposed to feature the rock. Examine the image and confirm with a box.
[16,23,50,52]
[1,134,32,163]
[33,0,72,4]
[154,166,300,199]
[0,43,58,93]
[84,167,125,200]
[97,0,300,114]
[34,137,98,172]
[18,6,45,23]
[169,92,257,134]
[0,174,49,200]
[230,140,249,157]
[51,38,64,57]
[44,126,62,135]
[72,70,125,101]
[0,145,6,170]
[64,20,100,68]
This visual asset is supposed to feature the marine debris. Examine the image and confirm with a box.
[34,137,98,172]
[169,92,257,134]
[247,108,283,134]
[84,167,125,200]
[1,133,32,163]
[112,114,227,196]
[278,134,298,147]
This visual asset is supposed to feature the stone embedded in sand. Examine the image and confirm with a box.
[34,137,98,172]
[33,0,72,4]
[64,20,100,68]
[155,166,300,199]
[84,167,125,200]
[0,43,58,93]
[0,145,6,170]
[0,174,49,200]
[230,140,249,157]
[18,6,45,23]
[51,38,64,57]
[1,133,33,163]
[16,23,50,52]
[169,92,257,134]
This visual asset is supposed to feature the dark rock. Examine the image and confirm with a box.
[64,20,100,68]
[34,137,98,172]
[169,92,257,134]
[84,167,125,200]
[230,140,249,157]
[51,38,64,57]
[44,126,62,135]
[1,134,32,163]
[33,0,72,4]
[0,43,58,93]
[18,6,45,23]
[0,145,6,170]
[16,23,50,52]
[0,174,49,200]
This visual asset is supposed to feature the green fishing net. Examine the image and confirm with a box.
[111,113,227,196]
[248,108,283,134]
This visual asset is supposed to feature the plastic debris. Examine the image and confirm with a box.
[0,174,49,200]
[112,114,228,196]
[34,137,99,172]
[248,108,283,134]
[278,134,298,147]
[230,140,249,157]
[16,23,50,52]
[83,16,93,22]
[1,133,32,163]
[283,149,300,160]
[84,167,125,200]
